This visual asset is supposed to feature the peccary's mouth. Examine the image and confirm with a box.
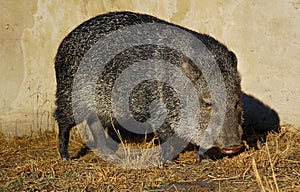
[222,145,242,155]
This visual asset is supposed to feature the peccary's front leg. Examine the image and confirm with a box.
[197,148,213,163]
[158,130,187,164]
[87,113,117,159]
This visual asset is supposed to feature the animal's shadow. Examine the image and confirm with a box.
[241,92,280,147]
[73,92,280,160]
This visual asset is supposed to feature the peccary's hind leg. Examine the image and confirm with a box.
[87,113,117,159]
[58,123,73,161]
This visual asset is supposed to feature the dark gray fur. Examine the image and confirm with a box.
[54,11,243,162]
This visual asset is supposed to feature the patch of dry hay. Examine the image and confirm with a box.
[0,125,299,191]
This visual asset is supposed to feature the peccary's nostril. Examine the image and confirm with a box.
[222,145,243,154]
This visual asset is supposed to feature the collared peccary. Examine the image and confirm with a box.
[54,11,243,162]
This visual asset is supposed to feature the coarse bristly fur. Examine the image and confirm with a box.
[54,11,243,162]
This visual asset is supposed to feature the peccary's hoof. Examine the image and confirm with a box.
[61,157,70,161]
[96,147,119,161]
[198,153,213,163]
[199,157,213,163]
[160,159,173,166]
[60,152,70,161]
[99,146,115,155]
[98,153,119,161]
[160,153,175,165]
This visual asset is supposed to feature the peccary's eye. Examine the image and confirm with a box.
[202,98,212,112]
[204,102,212,108]
[205,102,213,113]
[203,102,212,113]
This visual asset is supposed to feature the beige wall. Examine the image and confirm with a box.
[1,0,299,135]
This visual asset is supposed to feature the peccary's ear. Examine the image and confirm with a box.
[181,58,202,83]
[229,51,238,68]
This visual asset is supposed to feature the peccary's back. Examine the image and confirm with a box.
[55,12,236,83]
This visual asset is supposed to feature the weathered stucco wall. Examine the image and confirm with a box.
[1,0,299,135]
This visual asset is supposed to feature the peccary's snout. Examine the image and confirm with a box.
[214,109,243,155]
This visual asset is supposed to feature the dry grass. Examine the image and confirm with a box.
[0,125,299,191]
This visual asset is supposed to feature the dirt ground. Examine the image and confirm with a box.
[0,125,299,191]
